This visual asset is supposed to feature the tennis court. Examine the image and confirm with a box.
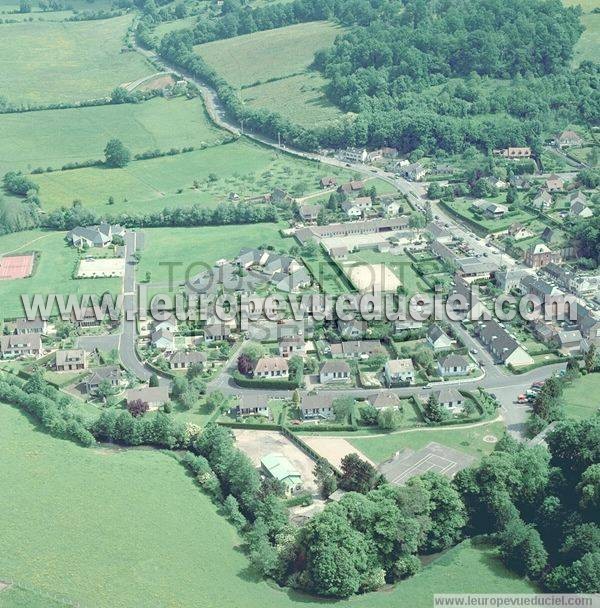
[0,254,34,279]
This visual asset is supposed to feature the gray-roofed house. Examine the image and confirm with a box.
[278,335,305,358]
[330,340,386,359]
[474,320,534,367]
[301,393,335,419]
[532,189,553,210]
[169,350,207,370]
[337,318,365,339]
[426,325,453,350]
[570,197,593,218]
[437,354,471,377]
[254,356,289,379]
[14,318,47,335]
[0,334,42,358]
[234,394,268,417]
[319,360,351,384]
[384,359,415,386]
[554,330,583,355]
[298,204,321,224]
[555,130,583,148]
[55,349,86,372]
[126,385,170,410]
[431,388,465,413]
[368,391,401,409]
[67,223,124,248]
[85,365,121,394]
[545,175,564,192]
[204,324,231,343]
[400,163,427,181]
[151,328,175,351]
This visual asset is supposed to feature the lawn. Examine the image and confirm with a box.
[135,222,290,290]
[195,21,344,126]
[31,138,353,215]
[0,16,153,105]
[573,12,600,66]
[0,230,120,319]
[350,420,506,464]
[444,198,537,233]
[563,372,600,420]
[0,405,535,608]
[0,96,225,175]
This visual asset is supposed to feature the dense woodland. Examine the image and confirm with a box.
[151,0,598,154]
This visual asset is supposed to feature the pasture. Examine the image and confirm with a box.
[0,16,152,105]
[563,372,600,420]
[31,138,353,214]
[0,96,224,175]
[0,230,120,318]
[573,12,600,65]
[0,405,535,608]
[195,21,344,126]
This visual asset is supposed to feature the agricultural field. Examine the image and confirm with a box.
[30,138,353,214]
[563,372,600,420]
[194,21,345,127]
[0,16,152,105]
[0,230,120,318]
[0,405,534,608]
[0,96,225,175]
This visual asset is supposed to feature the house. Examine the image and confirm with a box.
[545,175,564,192]
[339,147,368,164]
[328,245,348,260]
[337,318,365,339]
[271,188,294,204]
[204,323,231,342]
[278,335,305,358]
[521,275,563,300]
[493,147,532,158]
[554,329,583,355]
[541,227,561,246]
[399,163,427,181]
[85,365,121,394]
[301,393,335,419]
[126,385,170,410]
[426,221,453,244]
[473,200,508,219]
[169,350,207,370]
[67,223,124,248]
[380,197,403,216]
[55,349,86,372]
[579,309,600,346]
[228,192,240,202]
[330,340,385,359]
[430,388,465,413]
[437,354,471,377]
[381,146,398,158]
[0,334,42,358]
[14,317,47,335]
[495,268,533,292]
[337,180,365,195]
[384,358,415,386]
[341,199,363,218]
[234,394,268,417]
[298,204,321,224]
[320,176,337,189]
[367,391,401,409]
[254,356,289,379]
[273,267,312,292]
[524,244,562,269]
[554,130,583,148]
[261,453,303,496]
[570,198,593,218]
[529,320,557,343]
[319,360,351,384]
[510,176,532,190]
[569,272,600,296]
[426,325,453,350]
[71,307,103,328]
[448,278,490,320]
[507,223,533,240]
[151,328,175,351]
[394,319,424,334]
[456,257,498,282]
[154,315,177,334]
[532,189,553,210]
[474,320,534,367]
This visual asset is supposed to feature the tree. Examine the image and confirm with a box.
[584,344,597,373]
[222,494,246,529]
[127,399,149,418]
[377,407,403,430]
[332,396,354,423]
[424,393,450,422]
[358,402,379,425]
[95,379,116,402]
[241,342,264,364]
[339,453,378,494]
[206,390,225,412]
[499,518,548,579]
[104,139,131,168]
[149,373,159,387]
[577,464,600,512]
[314,458,337,498]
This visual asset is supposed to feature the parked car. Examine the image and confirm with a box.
[517,394,528,404]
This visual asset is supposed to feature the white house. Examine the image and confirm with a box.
[437,354,471,377]
[384,359,415,386]
[319,360,351,384]
[426,325,453,350]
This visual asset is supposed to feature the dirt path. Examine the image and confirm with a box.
[0,233,52,257]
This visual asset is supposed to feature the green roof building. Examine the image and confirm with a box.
[260,453,303,496]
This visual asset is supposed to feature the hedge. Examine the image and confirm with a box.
[233,372,299,390]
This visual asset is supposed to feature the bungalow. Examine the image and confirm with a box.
[278,335,305,358]
[426,325,453,350]
[204,323,231,343]
[261,453,303,496]
[126,385,170,410]
[271,188,294,204]
[474,320,534,367]
[254,356,289,379]
[67,223,124,248]
[532,189,553,210]
[337,318,365,339]
[319,360,351,384]
[510,176,532,190]
[554,130,583,148]
[71,307,102,328]
[169,350,207,370]
[234,394,268,417]
[328,245,348,260]
[154,315,177,334]
[151,328,175,351]
[426,221,453,244]
[301,393,335,419]
[0,334,42,358]
[437,354,471,377]
[384,358,415,386]
[473,200,508,219]
[367,391,401,409]
[524,244,562,269]
[14,317,47,335]
[320,176,337,189]
[86,365,121,394]
[554,329,583,355]
[545,175,564,192]
[381,197,403,216]
[298,204,321,224]
[431,388,465,412]
[55,349,86,372]
[529,320,557,343]
[330,340,385,359]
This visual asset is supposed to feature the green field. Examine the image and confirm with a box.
[350,420,506,464]
[31,138,352,214]
[0,16,152,105]
[573,12,600,65]
[195,21,344,127]
[564,372,600,420]
[444,198,537,233]
[0,230,119,318]
[0,405,536,608]
[0,97,225,175]
[136,222,290,290]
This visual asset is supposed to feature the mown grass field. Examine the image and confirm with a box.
[0,230,119,318]
[195,21,344,126]
[0,405,535,608]
[0,97,225,175]
[31,138,353,214]
[564,372,600,420]
[573,12,600,65]
[0,16,152,105]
